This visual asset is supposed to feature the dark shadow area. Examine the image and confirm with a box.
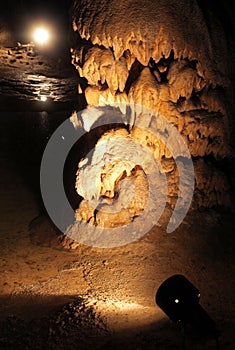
[1,0,73,53]
[0,107,75,213]
[0,295,109,350]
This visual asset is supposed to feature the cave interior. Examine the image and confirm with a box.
[0,0,235,349]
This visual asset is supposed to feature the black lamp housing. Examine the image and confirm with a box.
[156,274,219,347]
[156,274,200,323]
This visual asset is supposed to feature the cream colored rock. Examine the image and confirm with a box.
[82,46,114,86]
[72,0,230,86]
[128,68,160,111]
[69,0,234,220]
[167,60,206,102]
[85,87,128,112]
[74,127,157,228]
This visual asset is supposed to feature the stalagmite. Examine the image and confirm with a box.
[63,0,235,244]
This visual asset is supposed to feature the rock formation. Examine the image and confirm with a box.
[64,0,235,244]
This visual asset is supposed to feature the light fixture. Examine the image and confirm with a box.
[33,27,50,45]
[156,274,220,349]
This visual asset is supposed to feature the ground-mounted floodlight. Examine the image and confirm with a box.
[156,274,220,349]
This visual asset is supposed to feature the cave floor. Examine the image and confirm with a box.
[0,45,78,104]
[0,115,235,349]
[0,43,235,350]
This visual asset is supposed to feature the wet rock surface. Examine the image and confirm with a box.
[0,44,78,107]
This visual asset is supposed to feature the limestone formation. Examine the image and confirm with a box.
[66,0,235,238]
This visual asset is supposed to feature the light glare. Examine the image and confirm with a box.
[33,28,49,45]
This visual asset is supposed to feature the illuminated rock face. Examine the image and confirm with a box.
[75,128,150,228]
[68,0,234,235]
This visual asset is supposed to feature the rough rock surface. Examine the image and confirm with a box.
[0,20,13,47]
[68,0,235,231]
[0,44,78,104]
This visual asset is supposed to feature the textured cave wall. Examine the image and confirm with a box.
[0,19,14,46]
[68,0,235,229]
[0,2,19,46]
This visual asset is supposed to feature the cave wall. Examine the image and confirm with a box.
[0,19,14,46]
[69,0,235,218]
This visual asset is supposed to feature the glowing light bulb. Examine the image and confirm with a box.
[33,27,50,45]
[40,96,47,102]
